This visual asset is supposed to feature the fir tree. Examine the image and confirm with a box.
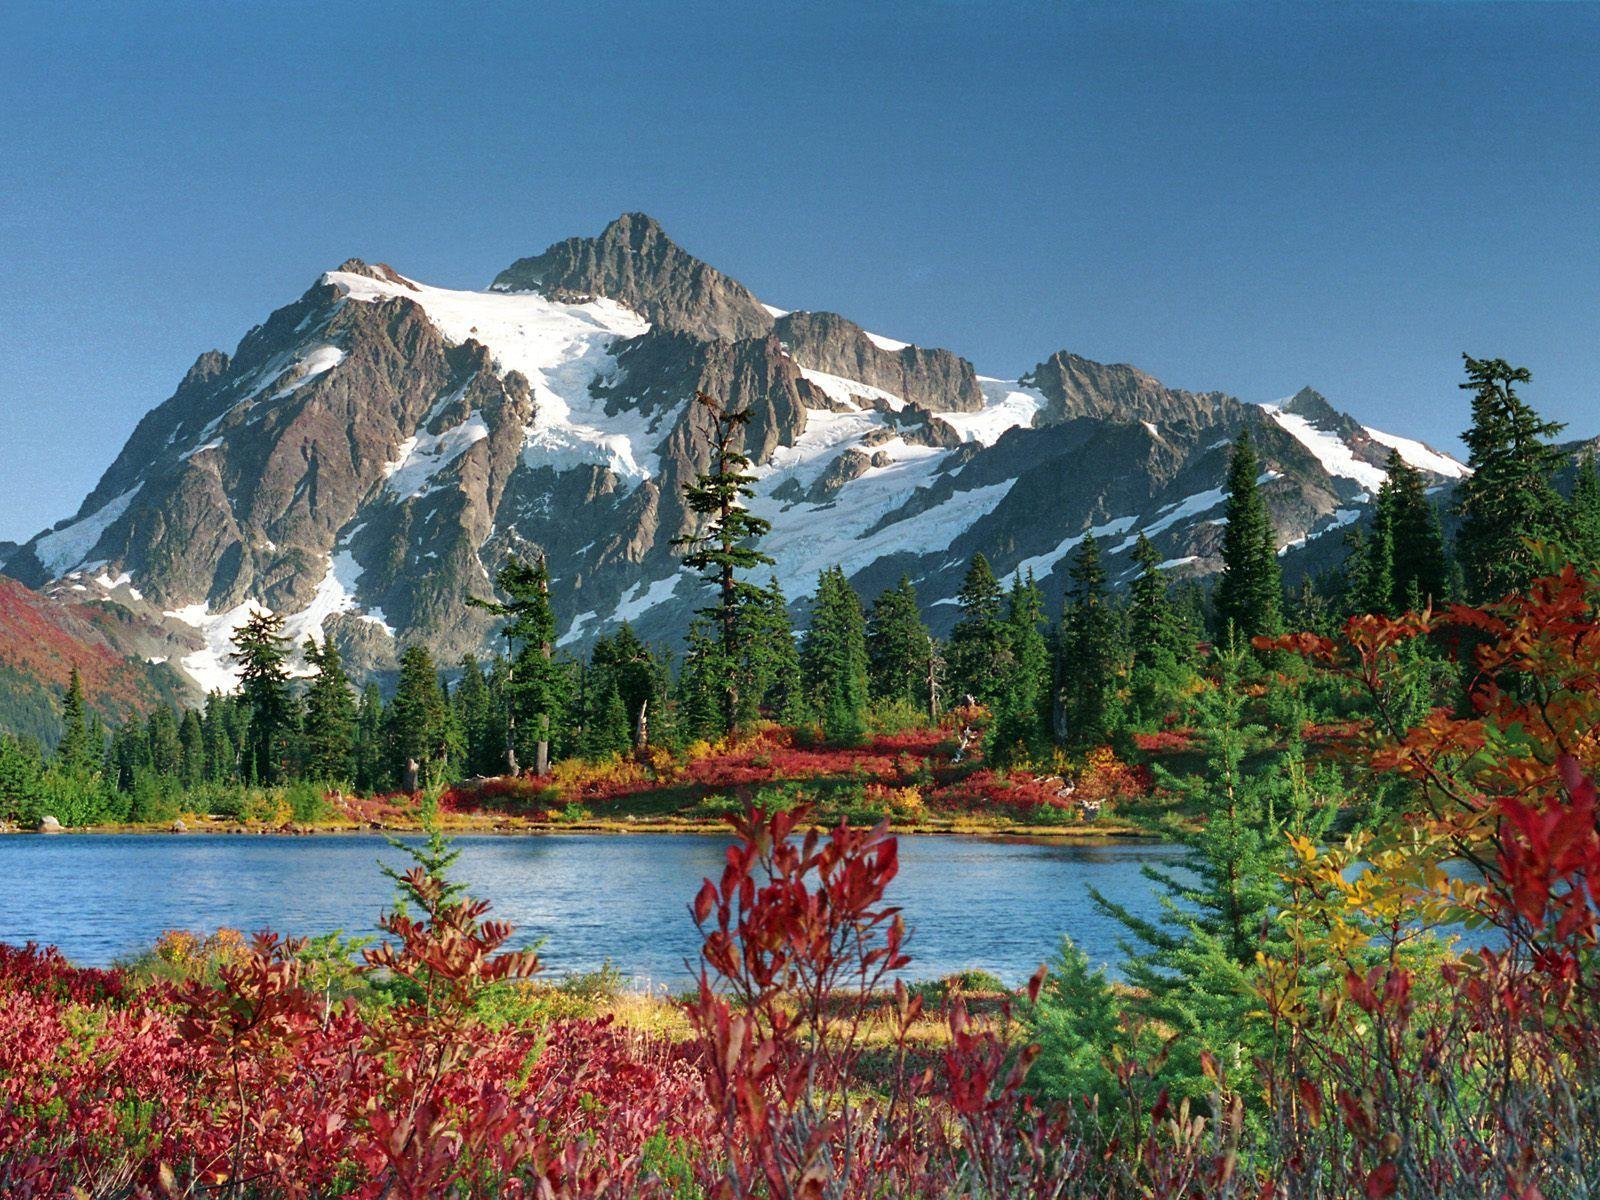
[177,709,206,787]
[452,654,499,776]
[471,555,566,775]
[147,706,182,777]
[1349,509,1396,618]
[946,554,1009,710]
[988,572,1050,762]
[1128,534,1190,670]
[386,645,455,790]
[1455,355,1568,600]
[1056,534,1121,748]
[303,637,357,782]
[733,580,803,727]
[676,617,729,743]
[800,567,870,744]
[1569,450,1600,571]
[1091,647,1328,1102]
[673,392,776,732]
[231,609,293,784]
[55,666,99,771]
[1382,451,1450,611]
[202,695,237,783]
[867,576,935,714]
[1127,534,1196,720]
[354,684,386,793]
[1213,429,1283,642]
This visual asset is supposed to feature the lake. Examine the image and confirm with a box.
[0,832,1185,987]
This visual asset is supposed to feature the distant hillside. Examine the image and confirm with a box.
[0,575,188,745]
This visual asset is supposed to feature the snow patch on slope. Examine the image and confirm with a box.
[384,412,490,499]
[325,268,660,481]
[1259,403,1387,492]
[799,368,905,411]
[946,379,1047,447]
[864,330,909,352]
[1364,427,1468,479]
[1016,515,1138,581]
[34,486,142,577]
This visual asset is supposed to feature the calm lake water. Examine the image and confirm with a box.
[0,832,1185,987]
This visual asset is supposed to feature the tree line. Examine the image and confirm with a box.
[2,356,1596,825]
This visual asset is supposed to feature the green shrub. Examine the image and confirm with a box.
[1023,937,1123,1110]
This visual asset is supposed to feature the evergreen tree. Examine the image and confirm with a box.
[1056,534,1121,748]
[471,556,566,775]
[147,706,182,777]
[800,567,870,744]
[988,572,1050,762]
[1128,534,1190,670]
[202,694,237,783]
[354,684,386,793]
[732,581,803,727]
[946,554,1010,710]
[676,617,729,743]
[1127,534,1196,721]
[452,654,500,776]
[1213,429,1283,642]
[386,645,455,790]
[303,637,357,782]
[1570,450,1600,571]
[55,666,100,771]
[1348,513,1395,618]
[1455,355,1568,600]
[231,609,293,784]
[576,657,634,759]
[1382,451,1451,611]
[673,392,776,732]
[1090,648,1328,1102]
[177,709,206,787]
[866,576,934,713]
[0,733,46,826]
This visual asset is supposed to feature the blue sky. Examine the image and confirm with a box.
[2,1,1597,542]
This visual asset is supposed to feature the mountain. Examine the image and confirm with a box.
[3,213,1469,698]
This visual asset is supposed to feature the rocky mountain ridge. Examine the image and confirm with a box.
[3,213,1469,698]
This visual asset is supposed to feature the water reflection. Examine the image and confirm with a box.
[0,832,1187,987]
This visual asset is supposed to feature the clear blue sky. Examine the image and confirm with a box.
[3,1,1597,542]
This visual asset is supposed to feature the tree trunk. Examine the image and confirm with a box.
[634,698,649,750]
[402,757,420,793]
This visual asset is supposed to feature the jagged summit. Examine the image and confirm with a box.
[491,212,773,342]
[333,258,417,289]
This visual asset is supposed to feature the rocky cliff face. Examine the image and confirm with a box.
[5,214,1470,697]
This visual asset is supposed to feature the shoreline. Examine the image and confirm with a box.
[2,814,1159,842]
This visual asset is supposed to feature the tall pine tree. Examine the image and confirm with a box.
[386,645,455,791]
[55,666,100,771]
[866,576,935,714]
[231,609,293,784]
[302,637,357,782]
[673,392,775,733]
[946,554,1009,710]
[1213,429,1283,642]
[800,567,870,744]
[988,571,1051,762]
[471,556,566,775]
[1381,450,1450,611]
[1568,450,1600,572]
[1127,534,1196,721]
[1055,534,1121,748]
[1454,355,1567,601]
